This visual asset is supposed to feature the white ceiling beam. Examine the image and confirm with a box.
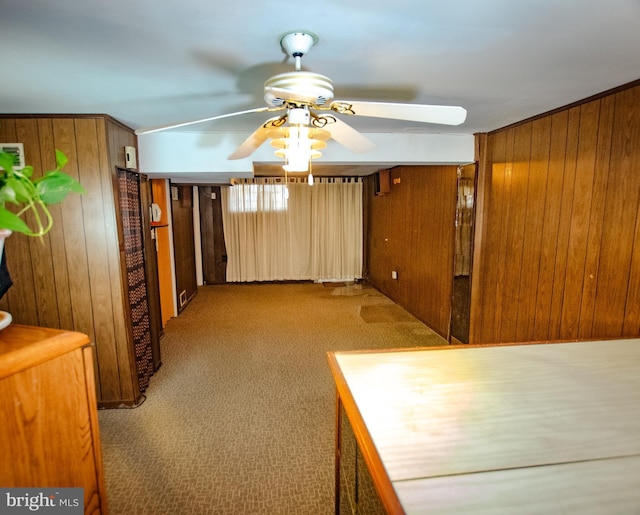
[138,131,475,183]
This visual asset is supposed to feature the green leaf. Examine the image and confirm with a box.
[0,149,78,237]
[0,184,17,204]
[35,171,85,204]
[4,177,32,203]
[0,208,32,234]
[21,165,34,179]
[0,152,14,172]
[55,149,68,169]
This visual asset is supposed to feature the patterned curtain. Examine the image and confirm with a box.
[118,169,154,392]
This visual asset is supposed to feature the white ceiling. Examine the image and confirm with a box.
[2,0,640,175]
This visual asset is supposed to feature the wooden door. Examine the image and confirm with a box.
[199,185,227,283]
[139,176,163,371]
[171,184,197,312]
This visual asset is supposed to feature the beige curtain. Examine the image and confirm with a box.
[221,177,362,282]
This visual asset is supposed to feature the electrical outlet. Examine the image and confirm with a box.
[391,270,398,280]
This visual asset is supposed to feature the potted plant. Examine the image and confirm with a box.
[0,149,85,305]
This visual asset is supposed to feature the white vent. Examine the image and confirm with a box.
[0,143,25,170]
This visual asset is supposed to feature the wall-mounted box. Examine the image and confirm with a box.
[375,169,391,195]
[0,143,25,170]
[124,145,137,170]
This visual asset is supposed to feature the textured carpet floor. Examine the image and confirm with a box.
[98,282,448,514]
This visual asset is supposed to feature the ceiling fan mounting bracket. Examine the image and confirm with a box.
[279,31,319,58]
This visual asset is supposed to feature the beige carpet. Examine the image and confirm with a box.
[359,304,419,323]
[98,282,447,514]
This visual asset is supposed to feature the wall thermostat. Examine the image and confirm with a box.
[124,146,137,170]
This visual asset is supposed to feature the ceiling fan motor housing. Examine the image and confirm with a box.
[264,71,335,107]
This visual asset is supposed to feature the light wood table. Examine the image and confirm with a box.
[328,339,640,514]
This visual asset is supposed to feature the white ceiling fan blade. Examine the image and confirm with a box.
[324,117,377,154]
[135,107,274,135]
[228,117,283,160]
[331,100,467,126]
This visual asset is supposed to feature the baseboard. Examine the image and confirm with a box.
[98,393,146,410]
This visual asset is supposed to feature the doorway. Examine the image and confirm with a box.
[450,163,477,344]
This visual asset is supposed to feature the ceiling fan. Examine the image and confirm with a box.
[135,31,467,163]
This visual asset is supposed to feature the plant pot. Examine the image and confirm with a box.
[0,228,12,329]
[0,228,10,253]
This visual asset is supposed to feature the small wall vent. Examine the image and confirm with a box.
[0,143,25,170]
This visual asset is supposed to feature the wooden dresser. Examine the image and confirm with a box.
[0,324,108,514]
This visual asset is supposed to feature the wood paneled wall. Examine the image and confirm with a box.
[0,115,144,405]
[171,184,197,312]
[199,186,227,284]
[365,165,458,338]
[470,82,640,343]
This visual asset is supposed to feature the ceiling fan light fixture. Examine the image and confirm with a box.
[273,129,324,172]
[270,110,329,173]
[277,149,322,173]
